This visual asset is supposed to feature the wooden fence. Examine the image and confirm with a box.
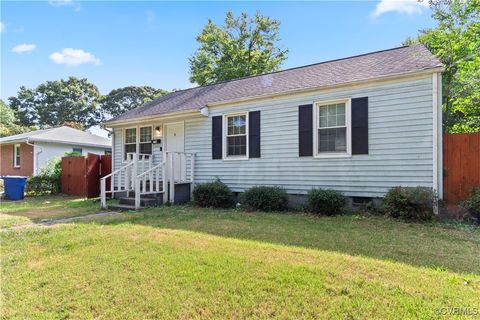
[443,132,480,204]
[61,154,112,198]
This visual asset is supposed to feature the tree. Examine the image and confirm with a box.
[408,0,480,132]
[0,100,35,137]
[189,11,288,85]
[9,77,103,128]
[101,86,168,119]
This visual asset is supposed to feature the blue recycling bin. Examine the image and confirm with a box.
[2,176,27,200]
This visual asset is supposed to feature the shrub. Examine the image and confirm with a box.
[26,157,62,195]
[39,157,62,177]
[64,151,83,157]
[241,186,288,212]
[26,175,61,195]
[307,189,345,216]
[383,186,436,222]
[193,180,234,208]
[460,188,480,221]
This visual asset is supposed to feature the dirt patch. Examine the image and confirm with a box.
[4,211,122,230]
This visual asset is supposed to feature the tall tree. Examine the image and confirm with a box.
[101,86,168,119]
[189,11,288,85]
[0,100,35,137]
[408,0,480,132]
[9,77,102,128]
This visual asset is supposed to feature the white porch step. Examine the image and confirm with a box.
[119,196,160,207]
[107,203,136,211]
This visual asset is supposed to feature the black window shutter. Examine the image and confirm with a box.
[249,111,261,158]
[212,116,223,159]
[298,104,313,156]
[351,97,369,155]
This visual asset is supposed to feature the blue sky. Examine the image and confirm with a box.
[1,0,436,101]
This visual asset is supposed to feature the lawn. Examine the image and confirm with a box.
[1,199,479,319]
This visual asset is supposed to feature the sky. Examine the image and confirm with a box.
[1,0,436,102]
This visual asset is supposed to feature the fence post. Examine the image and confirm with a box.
[169,152,175,204]
[163,152,168,204]
[133,154,138,186]
[133,154,140,209]
[135,178,141,209]
[100,178,106,209]
[180,153,186,182]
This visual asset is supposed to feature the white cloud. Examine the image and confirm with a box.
[146,10,156,28]
[372,0,429,18]
[49,48,101,66]
[48,0,72,6]
[0,21,5,33]
[48,0,81,11]
[11,43,36,53]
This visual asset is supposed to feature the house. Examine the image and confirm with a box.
[102,44,443,209]
[0,126,112,177]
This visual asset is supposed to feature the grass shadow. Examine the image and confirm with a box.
[82,205,480,275]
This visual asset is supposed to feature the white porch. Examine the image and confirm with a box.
[100,151,195,210]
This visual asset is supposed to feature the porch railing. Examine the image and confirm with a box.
[100,153,152,208]
[100,152,195,209]
[161,152,195,206]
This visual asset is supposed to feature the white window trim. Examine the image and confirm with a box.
[222,112,249,160]
[13,144,21,168]
[122,125,153,163]
[313,98,352,159]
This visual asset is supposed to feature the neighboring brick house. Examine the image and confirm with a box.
[0,142,34,176]
[0,126,112,177]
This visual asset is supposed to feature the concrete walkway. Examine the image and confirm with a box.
[5,211,122,230]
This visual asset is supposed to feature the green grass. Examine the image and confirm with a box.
[0,195,104,228]
[1,200,479,319]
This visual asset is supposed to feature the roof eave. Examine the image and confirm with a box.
[103,66,444,126]
[0,138,28,144]
[28,138,111,149]
[104,109,200,128]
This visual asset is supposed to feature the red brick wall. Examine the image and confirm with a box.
[0,143,34,176]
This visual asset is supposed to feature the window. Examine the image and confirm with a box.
[123,126,153,160]
[72,148,83,154]
[139,126,152,155]
[225,113,248,158]
[13,144,21,167]
[315,99,351,157]
[124,128,137,160]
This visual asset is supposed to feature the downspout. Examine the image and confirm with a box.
[100,126,113,135]
[26,139,42,175]
[99,123,113,134]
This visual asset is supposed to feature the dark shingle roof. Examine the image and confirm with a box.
[109,44,442,122]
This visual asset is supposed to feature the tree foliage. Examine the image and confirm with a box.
[101,86,168,119]
[0,100,35,137]
[189,11,288,85]
[9,77,103,128]
[409,0,480,132]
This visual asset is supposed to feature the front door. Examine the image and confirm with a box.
[164,122,185,180]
